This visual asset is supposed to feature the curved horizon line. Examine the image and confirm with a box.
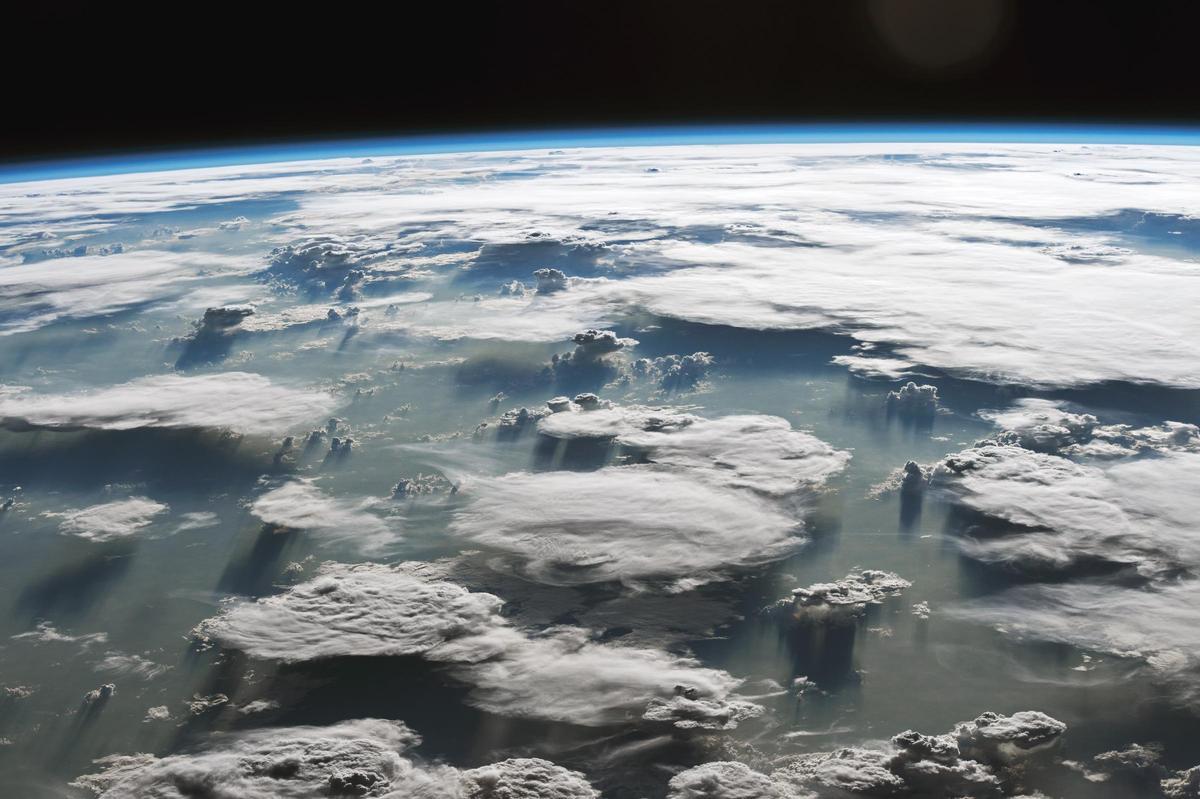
[5,121,1200,183]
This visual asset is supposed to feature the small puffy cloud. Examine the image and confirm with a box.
[767,570,911,625]
[173,305,257,368]
[545,329,637,383]
[197,304,256,332]
[11,621,107,648]
[642,685,764,731]
[248,479,401,554]
[570,328,631,359]
[47,497,168,542]
[534,267,569,294]
[81,683,116,707]
[197,562,760,729]
[630,351,714,392]
[0,372,339,435]
[886,381,939,416]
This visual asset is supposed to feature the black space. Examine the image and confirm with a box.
[5,1,1200,162]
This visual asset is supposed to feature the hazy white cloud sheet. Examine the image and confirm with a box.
[249,479,401,554]
[6,145,1200,384]
[577,234,1200,388]
[0,249,257,334]
[0,372,338,435]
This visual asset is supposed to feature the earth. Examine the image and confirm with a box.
[0,132,1198,798]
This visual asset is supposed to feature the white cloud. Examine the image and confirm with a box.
[978,398,1198,459]
[447,625,751,728]
[94,652,170,680]
[951,579,1200,708]
[769,570,911,624]
[538,406,849,496]
[575,231,1200,389]
[71,717,601,798]
[0,250,257,335]
[196,562,760,728]
[929,443,1200,579]
[11,621,107,648]
[48,497,168,542]
[668,710,1065,799]
[445,403,846,588]
[448,468,802,589]
[0,372,339,435]
[195,563,505,662]
[248,480,400,554]
[666,761,806,799]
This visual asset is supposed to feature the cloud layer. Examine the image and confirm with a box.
[0,372,338,435]
[72,718,600,798]
[196,562,758,728]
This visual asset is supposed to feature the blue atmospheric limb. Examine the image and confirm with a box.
[3,122,1200,184]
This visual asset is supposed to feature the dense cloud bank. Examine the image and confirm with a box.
[196,562,760,728]
[449,468,801,588]
[925,400,1200,706]
[447,400,849,588]
[0,372,338,435]
[72,718,600,798]
[4,145,1200,388]
[928,442,1200,579]
[667,710,1065,798]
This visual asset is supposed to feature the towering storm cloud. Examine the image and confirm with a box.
[196,562,762,728]
[72,718,601,798]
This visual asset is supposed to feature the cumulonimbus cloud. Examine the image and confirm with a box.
[195,562,761,728]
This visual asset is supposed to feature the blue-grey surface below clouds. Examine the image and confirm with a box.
[0,139,1198,798]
